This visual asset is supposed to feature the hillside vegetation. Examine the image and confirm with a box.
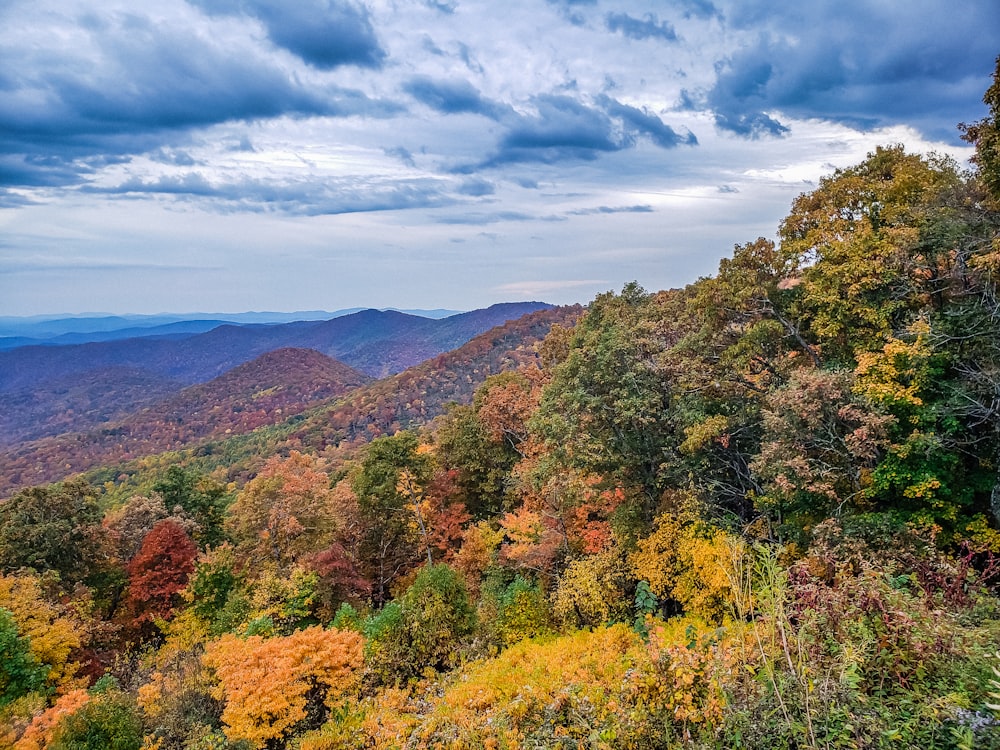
[3,70,1000,750]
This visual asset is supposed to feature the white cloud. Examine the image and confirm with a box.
[0,0,992,314]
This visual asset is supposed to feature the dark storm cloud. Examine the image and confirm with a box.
[605,12,677,42]
[402,77,510,119]
[0,155,94,188]
[189,0,385,69]
[0,7,399,188]
[705,0,1000,141]
[597,96,697,148]
[471,94,695,168]
[484,96,621,167]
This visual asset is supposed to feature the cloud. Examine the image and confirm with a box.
[0,256,217,273]
[494,279,609,297]
[456,43,484,75]
[0,3,398,189]
[150,149,199,166]
[703,1,999,141]
[567,205,654,215]
[87,172,220,197]
[605,12,677,42]
[673,0,720,19]
[597,96,698,148]
[190,0,385,69]
[484,96,620,166]
[457,178,496,197]
[402,76,509,119]
[437,211,545,225]
[384,146,417,167]
[0,190,37,209]
[471,94,696,168]
[87,172,459,216]
[424,0,456,13]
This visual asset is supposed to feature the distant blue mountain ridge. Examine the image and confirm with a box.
[0,308,464,349]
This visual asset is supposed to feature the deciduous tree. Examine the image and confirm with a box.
[203,626,363,749]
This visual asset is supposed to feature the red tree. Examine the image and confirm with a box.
[126,519,198,625]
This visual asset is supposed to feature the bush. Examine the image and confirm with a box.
[48,693,143,750]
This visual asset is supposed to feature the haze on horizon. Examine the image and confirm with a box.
[1,0,997,316]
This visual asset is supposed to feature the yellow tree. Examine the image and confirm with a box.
[0,573,85,693]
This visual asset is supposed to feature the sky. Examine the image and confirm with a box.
[1,0,997,316]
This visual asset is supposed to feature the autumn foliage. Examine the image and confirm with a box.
[202,626,363,748]
[126,519,198,625]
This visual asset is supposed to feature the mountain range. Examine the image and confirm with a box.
[0,302,571,496]
[0,302,548,395]
[0,307,463,347]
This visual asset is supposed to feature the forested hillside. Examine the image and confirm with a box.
[0,301,551,452]
[0,349,371,495]
[0,306,580,499]
[3,69,1000,750]
[0,302,550,397]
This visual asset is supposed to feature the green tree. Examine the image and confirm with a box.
[0,478,103,584]
[48,693,143,750]
[351,432,433,603]
[532,283,674,512]
[0,608,46,706]
[437,392,521,519]
[961,54,1000,204]
[153,466,227,548]
[364,564,476,686]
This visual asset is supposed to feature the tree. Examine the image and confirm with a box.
[203,626,363,749]
[103,494,197,564]
[551,549,634,629]
[751,369,893,540]
[531,283,675,512]
[126,519,198,627]
[436,403,518,519]
[631,504,743,623]
[0,608,46,707]
[153,466,227,548]
[47,692,143,750]
[961,54,1000,204]
[184,543,242,631]
[364,564,476,686]
[351,433,433,603]
[226,451,338,570]
[779,145,966,362]
[0,479,104,585]
[0,573,84,692]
